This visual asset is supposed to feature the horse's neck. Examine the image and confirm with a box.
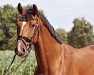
[38,24,62,65]
[34,37,48,73]
[34,23,63,74]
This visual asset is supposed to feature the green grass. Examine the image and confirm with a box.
[0,50,36,75]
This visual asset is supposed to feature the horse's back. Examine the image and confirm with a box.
[76,45,94,75]
[61,44,94,75]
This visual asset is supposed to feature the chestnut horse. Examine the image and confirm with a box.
[15,3,94,75]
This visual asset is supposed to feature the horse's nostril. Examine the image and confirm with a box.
[22,48,25,52]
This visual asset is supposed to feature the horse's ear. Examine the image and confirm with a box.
[17,3,23,14]
[32,4,38,15]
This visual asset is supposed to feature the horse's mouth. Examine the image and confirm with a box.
[15,48,30,58]
[18,52,28,58]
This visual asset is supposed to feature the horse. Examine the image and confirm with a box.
[15,3,94,75]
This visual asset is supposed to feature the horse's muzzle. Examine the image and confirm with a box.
[15,47,29,58]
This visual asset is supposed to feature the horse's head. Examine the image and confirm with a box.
[15,3,40,57]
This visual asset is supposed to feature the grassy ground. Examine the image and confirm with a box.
[0,50,36,75]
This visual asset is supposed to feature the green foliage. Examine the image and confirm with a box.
[0,50,36,75]
[0,4,19,50]
[68,18,94,48]
[56,28,68,43]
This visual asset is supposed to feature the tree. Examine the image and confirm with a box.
[68,18,94,48]
[0,4,20,50]
[56,28,68,43]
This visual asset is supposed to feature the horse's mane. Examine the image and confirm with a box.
[39,14,63,44]
[21,8,63,44]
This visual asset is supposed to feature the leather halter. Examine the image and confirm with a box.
[17,24,39,50]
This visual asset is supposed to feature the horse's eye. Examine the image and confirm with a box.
[31,25,35,27]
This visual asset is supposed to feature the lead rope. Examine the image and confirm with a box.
[3,40,33,75]
[3,54,16,75]
[3,50,31,75]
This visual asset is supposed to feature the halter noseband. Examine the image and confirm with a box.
[18,35,31,43]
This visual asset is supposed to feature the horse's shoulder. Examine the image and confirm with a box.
[61,43,76,50]
[61,43,76,55]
